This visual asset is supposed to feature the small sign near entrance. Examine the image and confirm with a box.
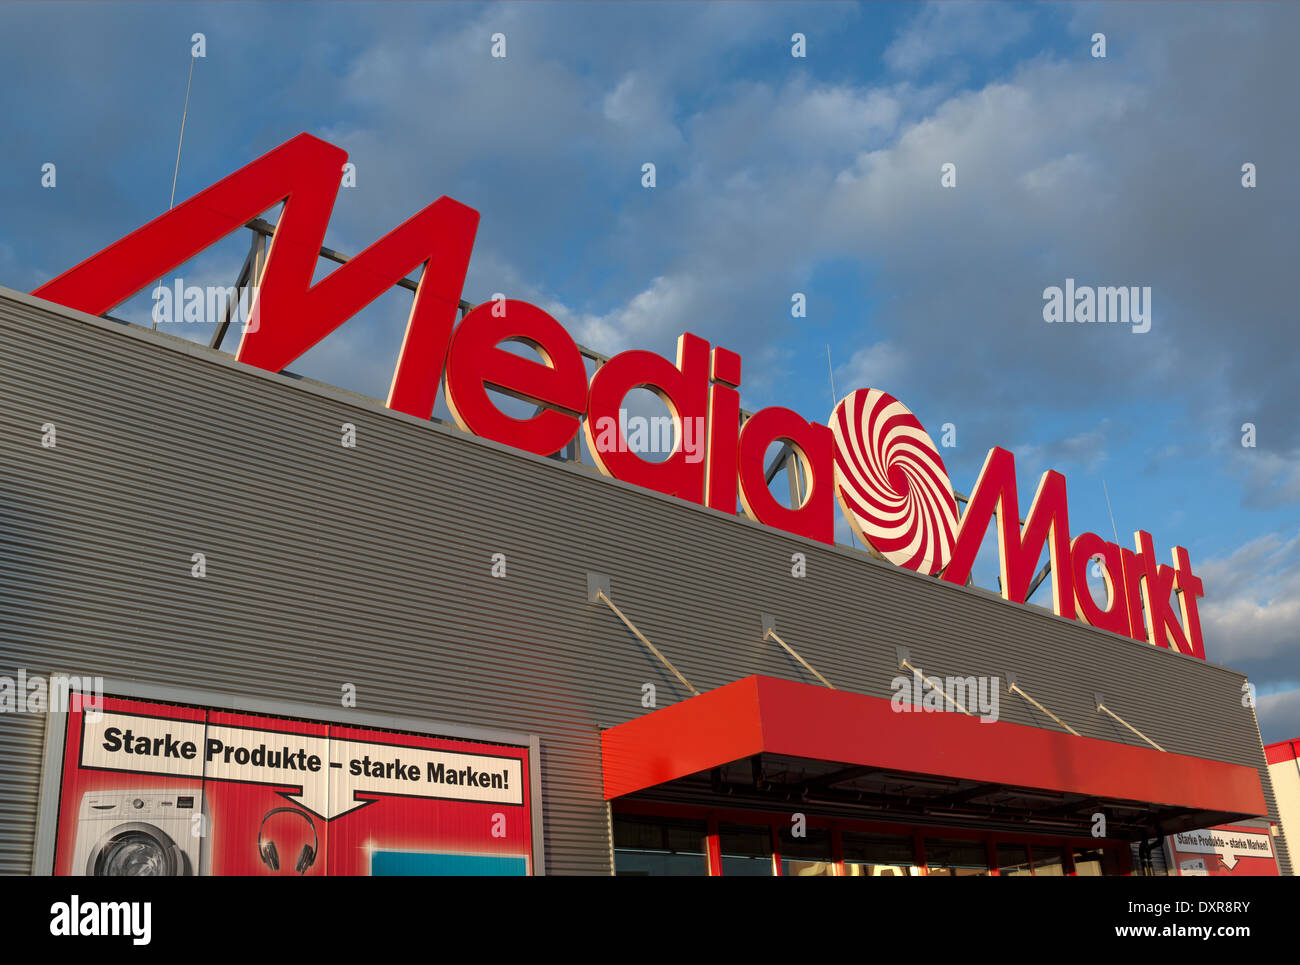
[1167,823,1277,876]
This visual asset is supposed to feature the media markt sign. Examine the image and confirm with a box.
[34,133,1207,660]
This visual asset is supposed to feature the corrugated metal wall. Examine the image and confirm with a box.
[0,287,1288,875]
[0,710,45,874]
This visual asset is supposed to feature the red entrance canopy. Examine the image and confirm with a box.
[601,675,1266,820]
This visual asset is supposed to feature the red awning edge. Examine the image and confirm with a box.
[600,675,1267,819]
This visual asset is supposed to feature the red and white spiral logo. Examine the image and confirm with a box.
[830,388,959,574]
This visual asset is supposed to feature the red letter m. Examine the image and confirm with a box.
[940,446,1076,620]
[33,133,479,419]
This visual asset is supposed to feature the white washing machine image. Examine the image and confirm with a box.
[70,789,207,876]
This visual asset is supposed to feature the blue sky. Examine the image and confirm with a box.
[1,2,1297,739]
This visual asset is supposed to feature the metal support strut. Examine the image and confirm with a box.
[1008,681,1080,736]
[899,657,972,716]
[762,623,834,689]
[1096,696,1165,751]
[594,588,699,697]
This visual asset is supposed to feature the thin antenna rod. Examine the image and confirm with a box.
[1102,478,1120,544]
[169,56,195,210]
[826,344,837,407]
[156,54,196,333]
[826,343,856,550]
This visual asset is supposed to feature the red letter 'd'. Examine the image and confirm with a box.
[583,334,710,503]
[445,300,588,456]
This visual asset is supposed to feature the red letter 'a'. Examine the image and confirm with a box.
[940,446,1076,620]
[31,133,479,419]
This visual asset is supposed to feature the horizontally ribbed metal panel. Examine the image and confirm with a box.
[0,711,44,875]
[0,287,1286,874]
[1258,754,1294,875]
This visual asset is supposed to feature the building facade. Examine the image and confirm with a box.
[0,286,1289,876]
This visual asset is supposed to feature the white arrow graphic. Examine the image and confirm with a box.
[289,735,524,820]
[1173,829,1273,871]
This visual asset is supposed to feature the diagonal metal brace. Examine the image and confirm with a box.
[591,581,698,697]
[760,615,833,689]
[1096,694,1165,751]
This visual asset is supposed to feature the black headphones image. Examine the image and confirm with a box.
[257,807,318,875]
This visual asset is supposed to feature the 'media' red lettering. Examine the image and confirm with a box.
[31,132,1207,660]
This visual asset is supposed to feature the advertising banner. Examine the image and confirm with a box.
[52,696,534,876]
[1166,824,1278,876]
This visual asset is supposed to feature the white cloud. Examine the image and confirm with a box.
[547,273,704,358]
[1256,687,1300,745]
[1199,530,1300,665]
[290,4,1300,449]
[1013,421,1112,476]
[1236,448,1300,510]
[602,71,683,154]
[884,2,1034,75]
[834,341,905,396]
